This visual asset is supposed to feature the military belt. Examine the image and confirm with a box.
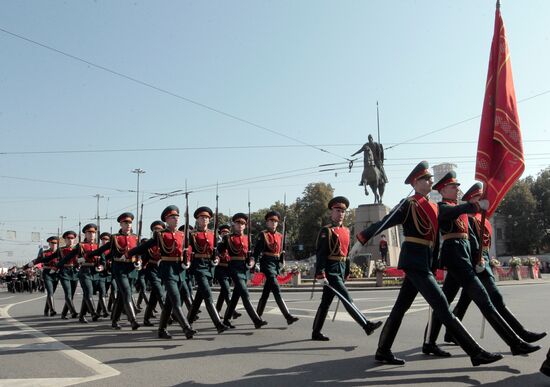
[44,266,56,270]
[80,262,95,267]
[404,236,434,248]
[441,233,468,241]
[194,254,212,259]
[230,256,246,261]
[262,252,280,258]
[218,262,229,267]
[482,246,490,252]
[113,257,136,263]
[160,256,181,262]
[63,264,74,268]
[327,256,346,262]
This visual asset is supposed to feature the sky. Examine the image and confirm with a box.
[1,0,549,259]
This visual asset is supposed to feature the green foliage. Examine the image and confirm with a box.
[498,178,543,254]
[294,182,334,258]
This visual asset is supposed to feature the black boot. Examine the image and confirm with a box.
[111,298,123,329]
[205,299,228,333]
[376,316,405,364]
[242,297,267,328]
[44,300,50,316]
[107,292,114,312]
[274,293,299,325]
[61,303,69,319]
[483,310,540,355]
[541,349,550,377]
[124,300,140,330]
[85,298,99,322]
[445,317,503,366]
[364,320,383,336]
[497,306,547,343]
[67,299,78,319]
[422,343,451,357]
[311,307,329,341]
[158,328,172,339]
[187,296,202,323]
[173,305,197,339]
[375,348,405,365]
[78,303,88,324]
[98,297,109,318]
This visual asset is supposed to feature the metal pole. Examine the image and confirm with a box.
[132,168,146,223]
[376,101,380,143]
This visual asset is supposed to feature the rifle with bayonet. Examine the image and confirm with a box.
[280,193,287,266]
[182,182,191,268]
[246,190,254,271]
[135,203,144,270]
[212,183,219,261]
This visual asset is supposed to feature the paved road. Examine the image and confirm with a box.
[1,281,549,386]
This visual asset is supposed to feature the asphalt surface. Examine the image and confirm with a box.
[1,279,550,386]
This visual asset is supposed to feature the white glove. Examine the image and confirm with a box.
[96,265,104,272]
[181,262,190,270]
[77,257,86,264]
[246,259,255,270]
[157,259,161,266]
[478,199,489,210]
[212,258,219,267]
[475,263,486,273]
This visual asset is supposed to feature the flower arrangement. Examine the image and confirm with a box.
[508,256,522,267]
[523,257,540,267]
[349,262,364,279]
[489,257,501,267]
[371,259,387,275]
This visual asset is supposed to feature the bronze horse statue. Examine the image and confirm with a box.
[360,147,385,204]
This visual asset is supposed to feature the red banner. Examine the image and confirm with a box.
[475,3,524,218]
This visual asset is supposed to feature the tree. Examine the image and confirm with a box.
[498,178,542,254]
[294,182,334,259]
[531,167,550,251]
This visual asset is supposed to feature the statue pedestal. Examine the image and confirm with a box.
[351,204,401,273]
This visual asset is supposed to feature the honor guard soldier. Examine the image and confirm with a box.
[141,221,166,327]
[312,196,382,341]
[95,232,112,318]
[423,171,539,357]
[58,223,101,323]
[54,231,80,320]
[358,162,502,366]
[254,210,299,325]
[214,224,241,319]
[186,207,228,333]
[90,213,140,330]
[441,183,546,345]
[28,236,60,316]
[128,206,196,339]
[218,213,267,329]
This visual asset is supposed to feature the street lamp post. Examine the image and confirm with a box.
[59,216,67,233]
[131,168,146,223]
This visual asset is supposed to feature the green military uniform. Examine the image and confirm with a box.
[31,236,60,316]
[254,210,298,325]
[90,213,140,330]
[424,171,539,357]
[129,205,195,339]
[312,196,381,341]
[444,183,546,345]
[55,231,79,319]
[358,162,502,366]
[219,213,267,329]
[186,206,228,333]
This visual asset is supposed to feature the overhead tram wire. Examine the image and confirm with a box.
[1,139,550,156]
[0,27,351,163]
[385,89,550,151]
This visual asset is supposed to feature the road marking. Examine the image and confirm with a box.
[0,295,120,386]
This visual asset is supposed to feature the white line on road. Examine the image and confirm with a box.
[0,295,120,387]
